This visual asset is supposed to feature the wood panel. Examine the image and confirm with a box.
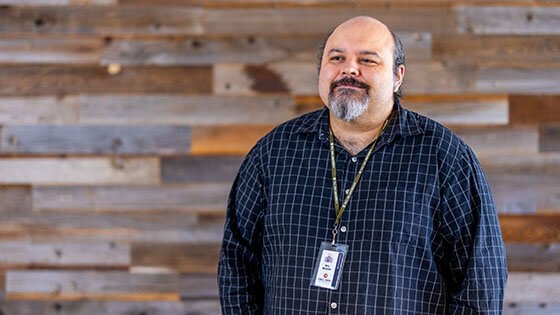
[39,300,221,315]
[32,184,229,213]
[0,241,129,268]
[0,157,159,185]
[0,301,44,315]
[0,0,115,4]
[540,125,560,152]
[79,94,295,125]
[0,125,191,155]
[509,95,560,125]
[457,6,560,35]
[500,214,560,243]
[394,62,476,94]
[476,66,560,94]
[0,186,31,214]
[131,243,220,274]
[504,272,560,303]
[0,38,101,64]
[161,156,243,183]
[506,244,560,272]
[192,125,274,155]
[0,65,211,96]
[503,303,560,315]
[0,96,79,124]
[452,126,538,155]
[179,274,218,299]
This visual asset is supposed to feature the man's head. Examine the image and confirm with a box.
[317,16,406,122]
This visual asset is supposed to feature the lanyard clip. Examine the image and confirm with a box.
[331,224,339,245]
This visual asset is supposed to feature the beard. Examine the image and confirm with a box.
[328,77,370,122]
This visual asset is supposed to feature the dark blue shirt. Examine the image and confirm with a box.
[218,101,508,314]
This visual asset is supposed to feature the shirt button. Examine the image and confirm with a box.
[351,157,357,162]
[340,226,347,233]
[344,189,350,194]
[330,302,338,309]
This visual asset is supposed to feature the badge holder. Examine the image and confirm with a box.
[310,241,348,290]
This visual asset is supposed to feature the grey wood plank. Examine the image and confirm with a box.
[0,301,45,315]
[162,156,243,183]
[0,186,31,214]
[179,274,218,299]
[505,273,560,303]
[40,300,221,315]
[0,125,191,155]
[79,94,295,125]
[0,241,129,268]
[0,157,159,185]
[457,6,560,35]
[0,38,101,64]
[540,125,560,152]
[476,66,560,94]
[33,184,229,213]
[503,303,560,315]
[0,96,79,124]
[506,243,560,272]
[451,126,538,156]
[0,0,114,4]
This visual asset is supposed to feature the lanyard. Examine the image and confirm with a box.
[328,117,390,244]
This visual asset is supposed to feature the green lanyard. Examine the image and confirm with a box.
[328,117,390,244]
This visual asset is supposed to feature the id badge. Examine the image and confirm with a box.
[310,241,348,290]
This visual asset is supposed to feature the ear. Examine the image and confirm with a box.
[393,65,405,92]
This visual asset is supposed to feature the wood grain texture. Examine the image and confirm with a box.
[476,66,560,94]
[0,65,211,96]
[540,125,560,152]
[131,243,220,274]
[503,303,560,315]
[0,125,191,155]
[451,126,538,155]
[0,96,79,124]
[0,241,129,268]
[0,301,44,315]
[457,6,560,35]
[79,94,295,125]
[0,0,115,4]
[0,38,101,64]
[178,274,218,299]
[0,157,159,185]
[161,156,243,183]
[401,62,476,94]
[0,186,31,214]
[6,270,180,301]
[509,95,560,125]
[506,243,560,272]
[32,184,229,213]
[505,272,560,303]
[192,125,274,155]
[500,214,560,243]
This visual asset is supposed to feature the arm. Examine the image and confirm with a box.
[440,148,508,315]
[218,150,266,314]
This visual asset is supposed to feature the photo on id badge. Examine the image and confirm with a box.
[311,241,348,290]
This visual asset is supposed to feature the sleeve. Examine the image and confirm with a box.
[217,148,266,314]
[439,147,508,315]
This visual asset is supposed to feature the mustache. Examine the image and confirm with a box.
[330,77,370,92]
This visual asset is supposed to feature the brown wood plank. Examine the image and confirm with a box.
[433,35,560,66]
[499,214,560,243]
[0,65,211,96]
[506,243,560,272]
[457,6,560,35]
[161,156,242,183]
[509,95,560,125]
[192,125,274,155]
[0,38,101,64]
[6,270,180,301]
[0,241,129,269]
[540,125,560,152]
[131,243,220,274]
[0,96,79,124]
[79,94,295,125]
[451,126,538,156]
[476,66,560,94]
[0,125,191,155]
[0,186,31,214]
[505,273,560,303]
[0,157,159,185]
[32,184,229,213]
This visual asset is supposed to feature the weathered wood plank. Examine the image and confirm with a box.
[0,186,31,214]
[457,6,560,35]
[0,301,44,315]
[500,214,560,243]
[503,302,560,315]
[0,158,159,185]
[476,66,560,94]
[0,65,211,96]
[433,35,560,66]
[404,62,476,94]
[192,125,273,155]
[506,243,560,272]
[179,274,218,299]
[39,300,221,315]
[540,125,560,152]
[0,125,191,155]
[509,95,560,125]
[0,96,79,124]
[451,126,538,155]
[0,241,129,268]
[505,273,560,303]
[131,243,220,274]
[6,270,180,301]
[162,156,242,183]
[79,94,295,125]
[32,184,229,213]
[101,32,431,66]
[0,0,115,4]
[0,38,101,64]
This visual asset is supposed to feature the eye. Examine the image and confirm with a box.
[330,55,344,62]
[361,58,377,64]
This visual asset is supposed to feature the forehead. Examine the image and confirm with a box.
[325,19,393,56]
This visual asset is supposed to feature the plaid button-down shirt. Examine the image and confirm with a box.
[218,100,507,314]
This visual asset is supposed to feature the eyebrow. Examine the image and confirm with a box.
[327,48,381,58]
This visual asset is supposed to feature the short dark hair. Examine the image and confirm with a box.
[316,28,406,101]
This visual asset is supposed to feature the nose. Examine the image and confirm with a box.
[342,62,360,77]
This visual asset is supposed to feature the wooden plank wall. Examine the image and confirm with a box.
[0,1,559,314]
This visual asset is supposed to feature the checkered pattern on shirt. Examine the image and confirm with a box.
[218,100,508,315]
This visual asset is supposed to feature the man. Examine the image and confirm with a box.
[218,16,507,314]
